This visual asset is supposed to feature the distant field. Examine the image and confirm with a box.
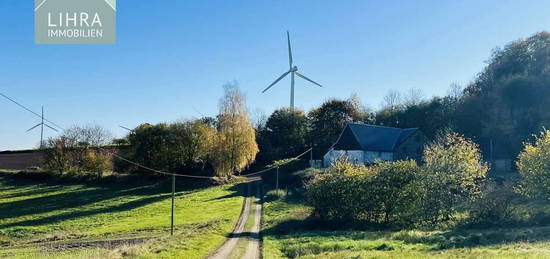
[262,189,550,259]
[0,171,244,258]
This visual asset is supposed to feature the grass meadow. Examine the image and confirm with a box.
[0,170,244,258]
[261,188,550,259]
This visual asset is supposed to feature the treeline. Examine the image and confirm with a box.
[41,31,550,178]
[257,32,550,165]
[43,83,259,178]
[377,32,550,157]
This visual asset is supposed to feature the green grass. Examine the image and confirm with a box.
[0,171,245,258]
[261,188,550,259]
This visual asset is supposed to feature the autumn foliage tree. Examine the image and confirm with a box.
[43,124,113,177]
[516,130,550,200]
[420,131,489,221]
[211,83,259,177]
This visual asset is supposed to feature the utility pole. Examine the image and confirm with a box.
[276,166,280,196]
[40,106,44,149]
[171,174,175,236]
[310,143,313,168]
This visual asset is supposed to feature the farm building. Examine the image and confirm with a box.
[476,137,515,172]
[323,123,426,167]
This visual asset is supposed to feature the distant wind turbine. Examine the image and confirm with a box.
[262,31,323,109]
[119,125,133,132]
[27,106,58,149]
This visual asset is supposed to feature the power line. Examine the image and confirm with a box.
[1,91,313,236]
[1,91,312,179]
[0,92,65,130]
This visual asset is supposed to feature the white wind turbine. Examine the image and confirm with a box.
[26,106,58,149]
[262,31,323,109]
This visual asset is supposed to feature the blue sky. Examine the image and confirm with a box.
[1,0,549,150]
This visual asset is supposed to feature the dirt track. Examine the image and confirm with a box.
[208,178,262,259]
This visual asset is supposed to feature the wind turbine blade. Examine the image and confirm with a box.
[287,31,293,69]
[26,123,42,132]
[119,125,132,131]
[44,124,59,132]
[262,70,291,93]
[295,72,323,87]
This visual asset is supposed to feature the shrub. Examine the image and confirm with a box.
[420,130,489,222]
[469,181,516,226]
[305,131,490,226]
[43,125,113,177]
[370,160,421,225]
[516,130,550,199]
[81,150,112,178]
[305,158,371,222]
[305,159,421,225]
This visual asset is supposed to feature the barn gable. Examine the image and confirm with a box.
[324,123,425,167]
[332,123,419,152]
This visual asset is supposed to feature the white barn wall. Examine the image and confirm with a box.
[323,149,394,167]
[323,150,364,167]
[364,151,393,163]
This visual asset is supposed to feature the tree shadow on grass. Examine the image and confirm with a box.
[0,173,213,222]
[205,182,248,201]
[0,185,68,200]
[0,193,171,228]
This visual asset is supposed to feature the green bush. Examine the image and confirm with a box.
[305,159,371,222]
[305,130,491,227]
[516,130,550,199]
[420,131,489,222]
[370,160,422,224]
[305,159,421,225]
[469,181,516,226]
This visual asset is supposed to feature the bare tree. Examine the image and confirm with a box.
[447,82,464,101]
[249,108,268,131]
[403,88,424,107]
[382,89,402,110]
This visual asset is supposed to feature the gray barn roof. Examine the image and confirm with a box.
[332,123,419,152]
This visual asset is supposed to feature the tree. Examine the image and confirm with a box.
[126,123,172,172]
[308,99,362,158]
[459,32,550,155]
[447,82,463,101]
[170,120,216,170]
[377,90,404,127]
[516,130,550,199]
[420,131,489,222]
[211,83,259,177]
[382,89,402,110]
[259,108,308,161]
[43,124,113,177]
[402,88,424,107]
[122,120,216,174]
